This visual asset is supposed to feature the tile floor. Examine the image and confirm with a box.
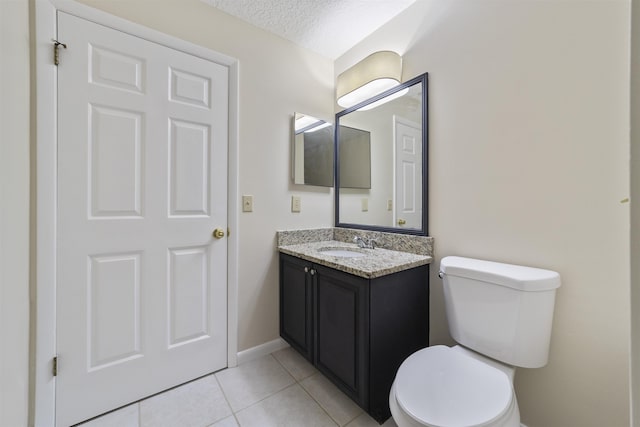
[78,347,398,427]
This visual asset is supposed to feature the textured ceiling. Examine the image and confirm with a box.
[201,0,416,59]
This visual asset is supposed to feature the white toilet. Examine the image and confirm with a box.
[389,256,561,427]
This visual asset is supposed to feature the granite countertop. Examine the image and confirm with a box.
[278,240,433,279]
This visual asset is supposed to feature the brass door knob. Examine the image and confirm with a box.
[398,219,406,226]
[212,228,225,239]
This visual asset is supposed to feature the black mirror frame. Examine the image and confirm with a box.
[334,72,428,236]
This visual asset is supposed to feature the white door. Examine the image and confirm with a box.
[394,117,422,229]
[56,12,228,426]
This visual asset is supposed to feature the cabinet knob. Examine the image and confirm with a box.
[304,267,309,273]
[310,269,316,276]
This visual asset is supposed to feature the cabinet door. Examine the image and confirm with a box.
[314,265,369,407]
[279,254,313,360]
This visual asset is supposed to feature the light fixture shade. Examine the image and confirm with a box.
[336,51,402,108]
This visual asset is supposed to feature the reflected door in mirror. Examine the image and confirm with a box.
[394,117,422,229]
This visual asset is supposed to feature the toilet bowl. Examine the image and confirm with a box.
[389,346,519,427]
[389,256,560,427]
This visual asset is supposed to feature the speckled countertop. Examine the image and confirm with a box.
[278,240,432,279]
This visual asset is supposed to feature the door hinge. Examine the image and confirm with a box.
[52,356,58,377]
[52,39,67,66]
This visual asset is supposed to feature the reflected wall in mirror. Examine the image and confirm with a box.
[335,73,428,235]
[338,126,371,189]
[292,113,334,187]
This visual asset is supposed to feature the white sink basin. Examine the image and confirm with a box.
[318,248,366,258]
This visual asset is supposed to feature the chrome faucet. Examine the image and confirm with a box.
[353,236,378,249]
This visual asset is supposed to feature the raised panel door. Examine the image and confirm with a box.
[56,12,229,426]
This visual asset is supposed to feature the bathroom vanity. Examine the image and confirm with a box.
[281,71,431,423]
[278,230,432,422]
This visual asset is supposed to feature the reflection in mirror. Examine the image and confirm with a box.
[335,73,428,235]
[292,113,334,187]
[338,126,371,189]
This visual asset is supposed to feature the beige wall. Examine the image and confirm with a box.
[2,0,633,425]
[72,0,336,352]
[0,0,31,426]
[631,0,639,424]
[336,1,631,426]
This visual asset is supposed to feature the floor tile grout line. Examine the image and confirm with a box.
[219,354,298,417]
[299,372,364,427]
[212,373,239,426]
[233,379,299,416]
[233,382,308,425]
[243,353,299,411]
[342,411,363,427]
[296,378,340,427]
[271,349,317,384]
[273,350,345,427]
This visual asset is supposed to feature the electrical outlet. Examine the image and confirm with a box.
[242,195,253,212]
[361,198,368,212]
[291,196,301,213]
[387,199,393,211]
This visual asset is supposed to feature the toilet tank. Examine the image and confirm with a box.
[440,256,560,368]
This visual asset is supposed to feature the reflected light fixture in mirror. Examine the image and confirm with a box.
[336,51,403,109]
[294,113,330,133]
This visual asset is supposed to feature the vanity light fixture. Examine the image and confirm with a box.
[357,87,409,111]
[336,51,403,109]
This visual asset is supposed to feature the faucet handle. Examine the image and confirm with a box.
[353,236,366,248]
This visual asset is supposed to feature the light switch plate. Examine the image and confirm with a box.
[291,196,301,213]
[242,195,253,212]
[361,198,368,212]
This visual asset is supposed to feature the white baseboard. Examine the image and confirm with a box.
[236,338,290,365]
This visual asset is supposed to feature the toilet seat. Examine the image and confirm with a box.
[394,346,513,427]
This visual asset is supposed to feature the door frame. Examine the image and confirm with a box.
[32,1,240,425]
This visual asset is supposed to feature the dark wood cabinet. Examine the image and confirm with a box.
[279,252,429,423]
[314,264,369,408]
[279,254,314,361]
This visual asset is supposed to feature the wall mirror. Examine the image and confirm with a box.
[292,113,372,189]
[292,113,334,187]
[335,73,428,235]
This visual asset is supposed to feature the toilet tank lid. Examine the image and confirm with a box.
[440,256,561,291]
